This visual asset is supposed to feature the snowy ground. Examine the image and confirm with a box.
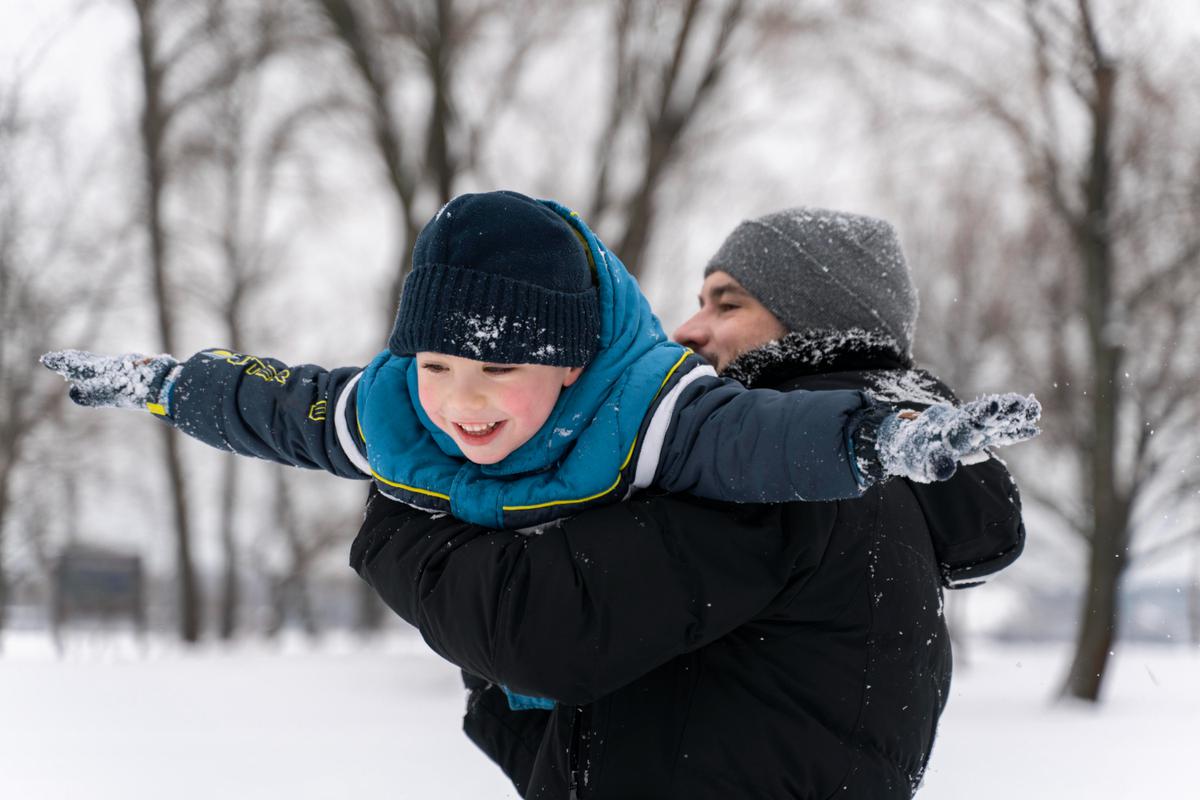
[1,632,1196,799]
[919,644,1199,799]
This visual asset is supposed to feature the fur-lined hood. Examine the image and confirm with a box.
[722,328,957,407]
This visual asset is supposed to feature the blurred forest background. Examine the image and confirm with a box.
[2,0,1198,707]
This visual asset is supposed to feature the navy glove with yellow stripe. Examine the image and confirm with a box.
[40,350,181,417]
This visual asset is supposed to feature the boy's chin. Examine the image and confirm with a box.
[461,449,508,465]
[454,437,516,465]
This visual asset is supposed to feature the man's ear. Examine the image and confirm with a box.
[563,366,584,388]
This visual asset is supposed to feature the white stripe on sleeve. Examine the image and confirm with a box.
[632,363,718,489]
[335,371,373,476]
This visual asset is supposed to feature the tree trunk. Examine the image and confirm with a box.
[273,466,320,639]
[356,579,386,634]
[134,0,201,642]
[216,98,246,642]
[1061,513,1127,700]
[1061,43,1121,701]
[1189,534,1200,647]
[161,430,200,641]
[1062,316,1127,701]
[387,214,423,323]
[423,0,457,206]
[0,456,13,646]
[217,457,239,640]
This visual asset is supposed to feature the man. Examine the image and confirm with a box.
[350,208,1026,798]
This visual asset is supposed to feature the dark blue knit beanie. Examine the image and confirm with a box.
[389,191,601,366]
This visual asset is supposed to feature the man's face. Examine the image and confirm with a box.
[416,352,583,465]
[672,271,788,372]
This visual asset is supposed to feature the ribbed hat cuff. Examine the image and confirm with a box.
[389,265,600,366]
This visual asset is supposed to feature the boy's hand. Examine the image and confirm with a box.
[40,350,180,412]
[872,393,1042,484]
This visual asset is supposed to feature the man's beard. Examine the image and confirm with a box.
[696,348,723,373]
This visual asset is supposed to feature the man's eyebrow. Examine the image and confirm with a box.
[704,283,749,303]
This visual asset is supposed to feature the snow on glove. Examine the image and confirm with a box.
[40,349,181,415]
[857,393,1041,484]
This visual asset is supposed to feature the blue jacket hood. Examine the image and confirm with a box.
[356,200,688,527]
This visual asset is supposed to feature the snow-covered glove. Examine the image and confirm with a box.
[40,349,182,416]
[854,393,1041,485]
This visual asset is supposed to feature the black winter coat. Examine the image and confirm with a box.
[350,334,1025,799]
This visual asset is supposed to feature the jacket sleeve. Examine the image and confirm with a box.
[164,348,370,479]
[907,455,1026,588]
[350,484,839,706]
[644,372,876,502]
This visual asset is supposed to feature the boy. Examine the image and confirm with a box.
[41,191,1038,531]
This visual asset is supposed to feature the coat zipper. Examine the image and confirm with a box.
[567,705,584,799]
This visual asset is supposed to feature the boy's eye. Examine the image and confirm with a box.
[483,366,515,375]
[420,363,447,374]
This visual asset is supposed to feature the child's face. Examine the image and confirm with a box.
[416,352,584,465]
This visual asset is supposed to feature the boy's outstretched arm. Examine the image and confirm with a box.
[643,373,1040,502]
[41,348,370,479]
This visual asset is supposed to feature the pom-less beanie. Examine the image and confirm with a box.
[705,208,919,358]
[389,190,601,367]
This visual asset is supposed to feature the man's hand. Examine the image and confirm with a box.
[874,393,1042,483]
[40,350,180,412]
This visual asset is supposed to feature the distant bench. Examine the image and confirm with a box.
[52,545,146,644]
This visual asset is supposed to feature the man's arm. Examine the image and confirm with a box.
[907,455,1026,588]
[350,486,839,706]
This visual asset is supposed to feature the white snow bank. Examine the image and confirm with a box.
[0,632,516,799]
[919,643,1200,799]
[1,634,1196,799]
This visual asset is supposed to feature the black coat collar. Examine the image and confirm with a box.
[722,329,913,390]
[721,329,958,408]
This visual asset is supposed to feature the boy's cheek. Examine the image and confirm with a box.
[416,383,447,427]
[498,385,557,430]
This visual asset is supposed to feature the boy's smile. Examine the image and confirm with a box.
[452,419,506,446]
[416,352,583,465]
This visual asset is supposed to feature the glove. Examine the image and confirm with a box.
[40,349,181,415]
[856,393,1042,484]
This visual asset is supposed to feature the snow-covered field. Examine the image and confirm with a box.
[1,632,1196,799]
[920,644,1199,799]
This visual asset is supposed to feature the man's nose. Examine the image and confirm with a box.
[673,312,708,348]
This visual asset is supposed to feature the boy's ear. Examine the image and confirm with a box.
[563,366,584,388]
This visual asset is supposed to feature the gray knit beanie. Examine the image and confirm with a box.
[704,208,919,358]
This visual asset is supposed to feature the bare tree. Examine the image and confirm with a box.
[586,0,752,276]
[858,0,1200,700]
[254,467,345,638]
[0,79,125,643]
[125,0,287,642]
[171,0,308,640]
[308,0,549,313]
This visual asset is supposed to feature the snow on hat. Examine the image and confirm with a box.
[389,190,601,366]
[704,207,919,359]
